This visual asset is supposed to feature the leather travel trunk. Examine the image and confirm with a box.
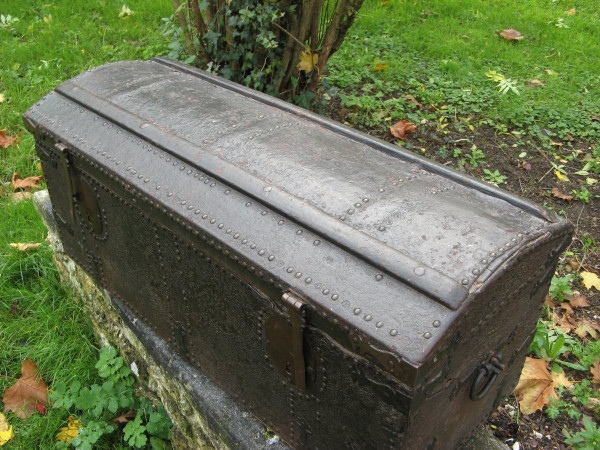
[24,58,572,449]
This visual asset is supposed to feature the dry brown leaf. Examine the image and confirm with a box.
[2,359,48,419]
[297,46,318,73]
[513,357,559,414]
[551,370,574,389]
[591,115,600,122]
[560,301,574,316]
[405,94,424,108]
[526,79,545,89]
[373,63,389,71]
[9,243,42,252]
[544,293,557,309]
[11,191,32,202]
[11,173,44,192]
[499,29,524,41]
[390,120,417,139]
[553,311,576,333]
[551,187,573,201]
[567,292,590,308]
[567,257,581,271]
[0,129,19,149]
[591,357,600,384]
[111,409,136,425]
[575,320,599,339]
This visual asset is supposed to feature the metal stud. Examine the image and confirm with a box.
[246,202,252,207]
[433,320,441,328]
[331,294,339,301]
[322,289,330,295]
[390,329,398,336]
[296,230,303,235]
[423,332,432,339]
[202,214,208,219]
[287,267,294,273]
[258,250,265,255]
[376,321,383,328]
[364,315,372,322]
[461,278,469,285]
[250,243,257,249]
[233,233,240,239]
[375,274,383,281]
[268,255,275,261]
[379,225,386,231]
[414,267,426,276]
[305,277,312,284]
[295,272,302,278]
[278,220,284,225]
[353,308,361,315]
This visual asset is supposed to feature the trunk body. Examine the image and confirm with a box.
[24,59,572,449]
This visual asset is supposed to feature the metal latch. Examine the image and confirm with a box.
[55,142,78,224]
[54,142,103,235]
[265,292,307,391]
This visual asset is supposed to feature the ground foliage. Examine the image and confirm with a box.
[167,0,364,100]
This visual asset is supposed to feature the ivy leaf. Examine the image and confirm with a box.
[2,359,48,419]
[0,413,14,446]
[297,46,318,73]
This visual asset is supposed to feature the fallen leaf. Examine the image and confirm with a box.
[553,311,576,333]
[118,5,133,17]
[566,8,576,15]
[550,141,563,147]
[560,301,574,316]
[0,93,6,103]
[551,187,573,201]
[554,170,569,182]
[545,69,557,75]
[575,320,599,340]
[587,177,598,185]
[12,192,32,202]
[567,293,590,308]
[405,94,424,108]
[513,357,559,414]
[590,115,600,122]
[0,129,18,149]
[112,409,136,425]
[55,416,82,442]
[373,63,388,71]
[499,29,524,41]
[551,370,573,389]
[2,359,48,419]
[297,46,318,73]
[389,120,417,139]
[9,243,42,252]
[545,293,557,309]
[0,413,14,446]
[523,162,532,171]
[581,271,600,291]
[567,258,581,270]
[527,79,545,88]
[11,173,44,192]
[591,357,600,384]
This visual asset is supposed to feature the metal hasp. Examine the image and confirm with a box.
[23,58,574,449]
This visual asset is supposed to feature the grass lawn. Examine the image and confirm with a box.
[1,0,599,448]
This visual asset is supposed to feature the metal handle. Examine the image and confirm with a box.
[470,353,505,401]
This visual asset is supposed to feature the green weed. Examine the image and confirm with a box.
[564,416,600,449]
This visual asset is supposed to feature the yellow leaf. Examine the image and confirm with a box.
[9,243,42,252]
[545,69,557,75]
[581,271,600,291]
[297,46,318,73]
[513,357,559,414]
[55,416,82,442]
[566,8,576,15]
[586,177,597,185]
[0,413,14,446]
[0,93,6,103]
[373,63,389,71]
[554,170,569,182]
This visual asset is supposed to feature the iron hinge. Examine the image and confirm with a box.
[281,292,307,391]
